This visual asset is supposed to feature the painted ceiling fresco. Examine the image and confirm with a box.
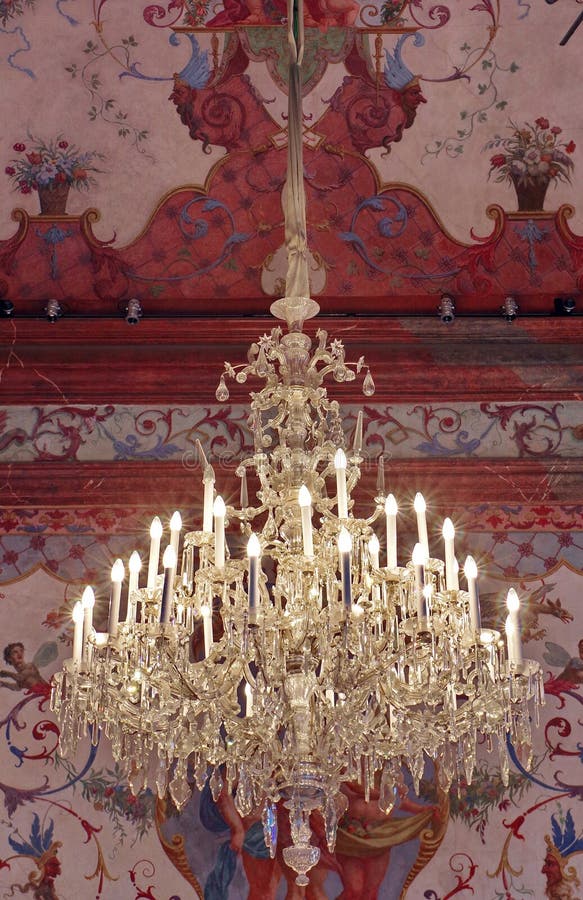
[2,0,583,312]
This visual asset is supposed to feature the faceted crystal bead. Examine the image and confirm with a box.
[215,377,229,402]
[210,766,224,801]
[362,370,375,396]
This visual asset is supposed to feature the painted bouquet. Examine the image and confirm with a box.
[484,118,575,211]
[5,136,103,196]
[0,0,34,26]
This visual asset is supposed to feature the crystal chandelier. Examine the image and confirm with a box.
[51,2,544,886]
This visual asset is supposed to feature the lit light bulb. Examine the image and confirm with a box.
[338,527,352,554]
[334,448,347,470]
[170,511,182,531]
[111,558,125,582]
[506,588,520,614]
[413,493,426,514]
[213,496,226,518]
[464,556,478,581]
[150,516,163,540]
[163,545,177,570]
[385,494,398,516]
[412,542,427,566]
[129,551,142,575]
[72,600,84,624]
[298,485,312,508]
[82,586,95,609]
[442,517,455,541]
[247,533,261,557]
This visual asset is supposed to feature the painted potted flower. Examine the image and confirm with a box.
[5,136,104,216]
[484,118,575,211]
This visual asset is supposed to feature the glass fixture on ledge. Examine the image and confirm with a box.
[50,0,543,884]
[51,314,543,883]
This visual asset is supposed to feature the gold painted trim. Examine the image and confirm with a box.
[155,797,204,899]
[0,561,85,588]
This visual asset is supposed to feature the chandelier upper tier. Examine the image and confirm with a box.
[51,1,543,886]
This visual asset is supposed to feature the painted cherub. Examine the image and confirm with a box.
[543,638,583,706]
[0,641,55,694]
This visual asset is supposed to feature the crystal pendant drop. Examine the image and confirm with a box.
[209,766,224,801]
[169,763,191,810]
[378,765,396,815]
[215,376,229,402]
[155,758,168,796]
[235,766,254,817]
[262,801,278,859]
[324,799,338,852]
[362,370,375,396]
[194,759,208,790]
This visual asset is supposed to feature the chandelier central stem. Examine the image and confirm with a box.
[270,0,320,331]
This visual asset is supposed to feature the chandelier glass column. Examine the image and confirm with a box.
[51,1,543,885]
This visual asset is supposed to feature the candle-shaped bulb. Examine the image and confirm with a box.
[150,516,163,541]
[338,527,352,554]
[129,551,141,575]
[412,542,427,621]
[334,447,347,470]
[412,542,427,566]
[247,533,261,623]
[72,600,84,624]
[298,485,313,557]
[169,510,182,562]
[111,558,125,583]
[108,559,125,638]
[202,464,215,533]
[126,551,142,625]
[72,600,84,664]
[464,555,478,582]
[385,494,398,517]
[506,587,520,614]
[82,585,95,610]
[159,545,177,624]
[247,533,261,558]
[414,492,426,514]
[147,516,163,591]
[414,492,429,558]
[442,517,455,541]
[298,485,312,508]
[368,533,380,562]
[385,492,398,568]
[464,555,481,632]
[163,545,177,570]
[338,527,352,611]
[335,448,348,518]
[442,517,458,590]
[213,495,226,518]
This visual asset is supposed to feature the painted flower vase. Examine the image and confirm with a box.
[511,174,549,212]
[38,183,70,216]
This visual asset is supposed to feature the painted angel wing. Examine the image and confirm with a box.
[32,640,59,669]
[543,641,571,668]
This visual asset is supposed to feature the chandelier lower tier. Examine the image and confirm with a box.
[51,318,543,886]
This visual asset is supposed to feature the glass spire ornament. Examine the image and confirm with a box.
[51,0,543,884]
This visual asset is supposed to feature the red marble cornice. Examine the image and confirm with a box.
[2,458,582,510]
[1,316,582,404]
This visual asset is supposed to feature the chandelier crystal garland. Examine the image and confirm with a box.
[51,1,543,886]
